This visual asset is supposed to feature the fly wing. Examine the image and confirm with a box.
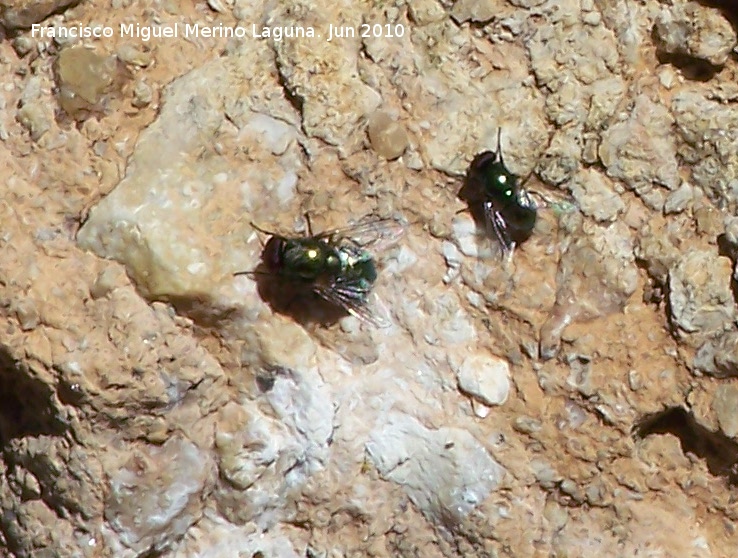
[482,200,515,260]
[317,218,404,254]
[313,279,392,328]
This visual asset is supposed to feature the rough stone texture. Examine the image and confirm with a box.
[653,1,737,66]
[636,221,682,291]
[0,0,82,30]
[366,413,506,524]
[77,41,303,302]
[4,0,738,556]
[664,181,694,214]
[712,384,738,438]
[105,437,214,554]
[540,216,638,359]
[673,89,738,208]
[565,168,624,222]
[599,94,680,211]
[668,250,735,345]
[694,331,738,378]
[271,4,381,153]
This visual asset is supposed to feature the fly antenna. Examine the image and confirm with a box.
[233,268,268,277]
[497,127,505,166]
[303,212,314,237]
[250,221,276,236]
[251,221,280,249]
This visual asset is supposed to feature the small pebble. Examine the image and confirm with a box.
[513,416,542,434]
[367,111,408,160]
[456,354,511,407]
[12,36,35,57]
[663,182,693,214]
[15,299,40,330]
[132,80,153,108]
[16,103,50,141]
[55,46,119,118]
[117,44,153,67]
[90,267,121,299]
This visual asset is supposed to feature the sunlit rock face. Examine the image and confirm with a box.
[3,0,738,557]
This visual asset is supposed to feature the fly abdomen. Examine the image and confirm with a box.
[506,203,537,243]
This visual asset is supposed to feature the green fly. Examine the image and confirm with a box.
[235,217,404,328]
[467,129,537,257]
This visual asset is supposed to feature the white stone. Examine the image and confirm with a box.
[366,413,506,522]
[456,354,511,406]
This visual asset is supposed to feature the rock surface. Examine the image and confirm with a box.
[668,250,735,345]
[0,0,82,30]
[653,1,737,66]
[3,0,738,557]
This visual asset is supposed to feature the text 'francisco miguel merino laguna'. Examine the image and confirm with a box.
[30,23,322,42]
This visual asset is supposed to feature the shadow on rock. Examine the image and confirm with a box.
[717,232,738,305]
[0,347,68,447]
[634,406,738,485]
[456,154,490,234]
[166,291,243,329]
[251,263,351,328]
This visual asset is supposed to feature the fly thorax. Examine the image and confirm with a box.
[484,170,518,209]
[337,246,378,284]
[284,240,328,281]
[338,248,362,267]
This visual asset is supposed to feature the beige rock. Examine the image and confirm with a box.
[4,0,738,556]
[0,0,81,30]
[367,110,408,160]
[653,1,737,66]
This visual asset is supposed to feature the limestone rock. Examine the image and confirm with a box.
[712,384,738,438]
[104,437,214,553]
[694,331,738,378]
[0,0,81,30]
[668,250,735,344]
[673,91,738,207]
[566,168,624,222]
[5,0,738,556]
[541,217,638,359]
[599,95,680,210]
[77,43,303,305]
[271,5,381,153]
[454,354,511,407]
[366,414,506,523]
[55,46,123,119]
[653,1,736,66]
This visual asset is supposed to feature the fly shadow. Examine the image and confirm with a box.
[456,152,491,233]
[247,261,353,327]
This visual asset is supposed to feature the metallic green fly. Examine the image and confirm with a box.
[467,129,538,257]
[235,217,404,328]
